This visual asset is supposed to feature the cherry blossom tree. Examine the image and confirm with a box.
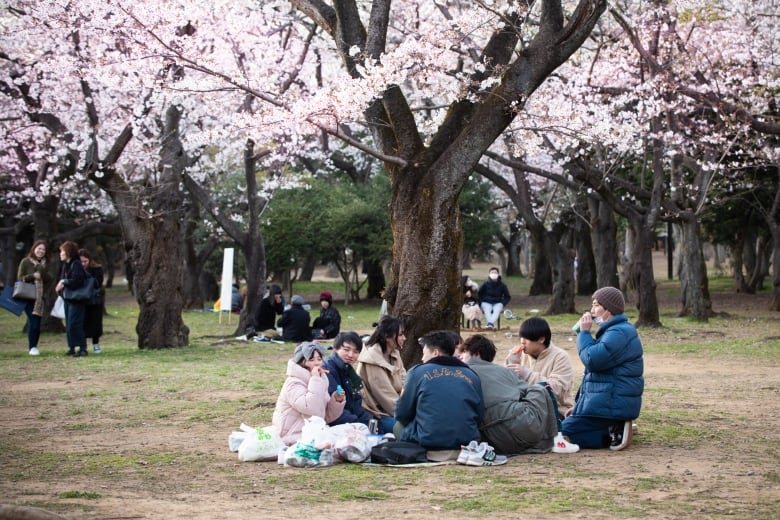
[82,0,606,362]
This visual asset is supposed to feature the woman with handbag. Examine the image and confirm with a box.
[79,248,104,354]
[55,241,89,357]
[16,240,53,356]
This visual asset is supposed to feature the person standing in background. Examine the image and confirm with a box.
[55,241,88,357]
[79,248,104,354]
[17,240,53,356]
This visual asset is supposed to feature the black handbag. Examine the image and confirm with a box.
[12,281,36,301]
[63,275,98,302]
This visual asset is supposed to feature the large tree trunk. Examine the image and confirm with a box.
[386,172,463,368]
[677,215,712,320]
[134,107,190,348]
[89,109,189,348]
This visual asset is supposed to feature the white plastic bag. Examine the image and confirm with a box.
[228,431,246,452]
[51,296,65,319]
[237,423,284,462]
[332,424,371,463]
[300,416,334,448]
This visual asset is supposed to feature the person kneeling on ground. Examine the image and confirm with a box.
[562,286,644,451]
[394,330,484,450]
[462,334,558,454]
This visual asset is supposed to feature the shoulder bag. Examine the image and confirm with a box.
[13,280,37,301]
[63,275,99,302]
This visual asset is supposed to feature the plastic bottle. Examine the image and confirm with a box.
[336,385,344,396]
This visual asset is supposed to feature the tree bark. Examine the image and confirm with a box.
[677,215,712,319]
[89,109,190,348]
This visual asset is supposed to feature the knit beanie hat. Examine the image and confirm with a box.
[319,291,333,303]
[292,341,327,364]
[592,287,625,315]
[291,294,305,306]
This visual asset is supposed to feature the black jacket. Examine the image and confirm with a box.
[277,304,312,342]
[255,295,283,330]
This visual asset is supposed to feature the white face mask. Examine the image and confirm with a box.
[594,316,605,325]
[489,273,499,281]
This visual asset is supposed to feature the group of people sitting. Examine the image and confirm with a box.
[271,286,644,459]
[252,285,342,342]
[461,266,512,330]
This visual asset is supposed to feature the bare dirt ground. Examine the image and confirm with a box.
[1,263,779,519]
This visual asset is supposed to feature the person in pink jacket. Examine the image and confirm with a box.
[272,342,346,445]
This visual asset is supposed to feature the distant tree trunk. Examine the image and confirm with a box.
[181,202,219,309]
[299,255,316,281]
[732,231,748,292]
[766,171,780,311]
[504,221,523,276]
[628,216,661,327]
[545,219,576,314]
[574,210,597,296]
[364,258,386,299]
[181,139,271,336]
[588,197,620,289]
[677,215,712,320]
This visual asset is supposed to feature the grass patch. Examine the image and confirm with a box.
[57,491,100,499]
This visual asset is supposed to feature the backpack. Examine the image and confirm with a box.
[370,441,428,464]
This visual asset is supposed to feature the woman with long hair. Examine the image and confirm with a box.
[79,248,104,354]
[16,240,53,356]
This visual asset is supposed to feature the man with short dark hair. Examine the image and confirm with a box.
[394,331,484,451]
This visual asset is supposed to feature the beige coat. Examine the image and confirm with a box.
[506,343,575,415]
[272,359,345,445]
[356,344,406,419]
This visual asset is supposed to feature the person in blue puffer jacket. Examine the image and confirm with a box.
[562,286,644,450]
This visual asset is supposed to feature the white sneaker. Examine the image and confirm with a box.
[93,344,101,354]
[551,433,580,453]
[466,442,507,466]
[457,440,480,464]
[29,347,40,356]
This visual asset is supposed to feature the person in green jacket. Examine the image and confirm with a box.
[462,334,558,454]
[17,240,53,356]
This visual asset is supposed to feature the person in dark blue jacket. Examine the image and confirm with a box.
[322,331,372,427]
[277,294,312,343]
[394,330,484,450]
[562,286,644,450]
[478,267,511,329]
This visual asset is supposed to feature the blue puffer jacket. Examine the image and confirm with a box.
[322,352,372,426]
[572,314,644,421]
[395,356,484,450]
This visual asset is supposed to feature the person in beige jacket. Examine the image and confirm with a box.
[506,317,575,417]
[356,316,407,434]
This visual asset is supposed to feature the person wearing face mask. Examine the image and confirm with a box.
[562,286,644,451]
[477,267,511,330]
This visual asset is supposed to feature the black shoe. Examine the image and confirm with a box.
[66,350,75,357]
[76,349,88,357]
